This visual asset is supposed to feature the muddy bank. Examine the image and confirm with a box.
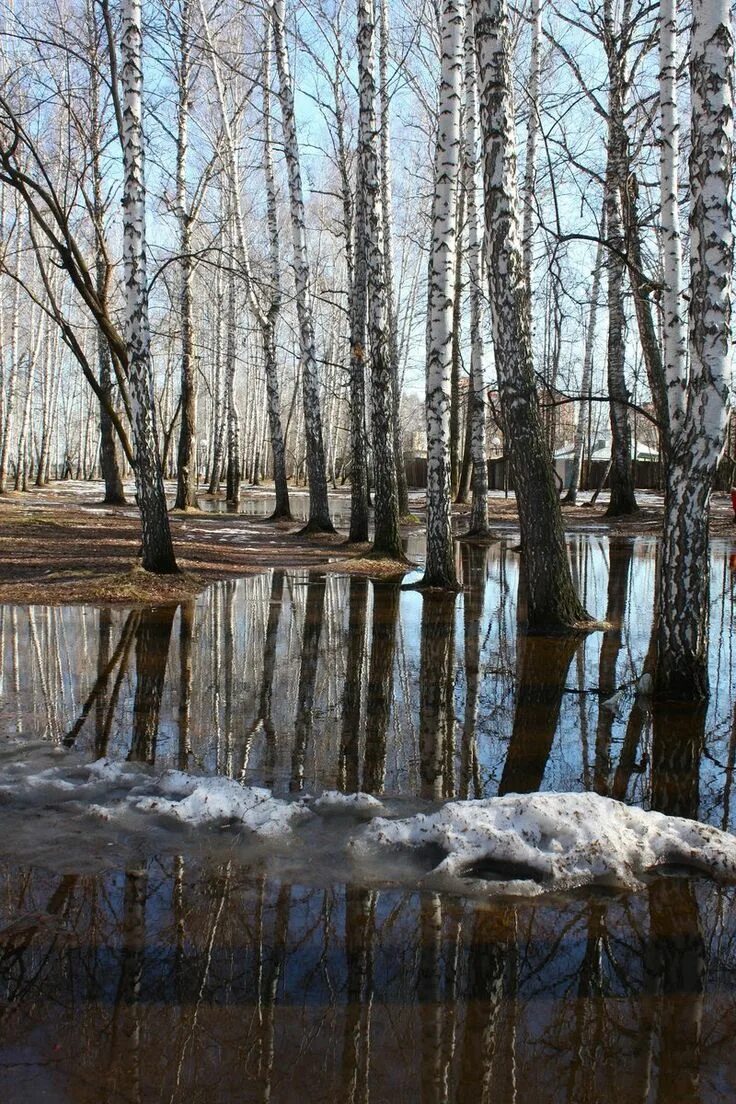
[0,481,733,604]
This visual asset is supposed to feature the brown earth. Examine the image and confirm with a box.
[0,481,733,605]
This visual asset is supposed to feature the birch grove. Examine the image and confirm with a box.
[0,0,731,703]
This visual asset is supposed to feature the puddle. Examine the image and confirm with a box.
[0,534,735,1100]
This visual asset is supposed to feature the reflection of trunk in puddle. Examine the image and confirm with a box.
[564,900,607,1102]
[647,702,705,1104]
[419,593,457,800]
[253,878,291,1104]
[341,885,375,1104]
[95,609,112,751]
[363,583,401,794]
[0,873,78,1008]
[257,883,291,1103]
[499,632,580,795]
[594,541,633,795]
[127,608,176,764]
[107,866,147,1104]
[261,571,286,785]
[339,578,369,793]
[647,878,704,1104]
[64,610,138,753]
[178,601,195,769]
[223,582,236,775]
[170,861,232,1095]
[419,893,443,1104]
[651,702,704,821]
[459,545,488,799]
[290,577,326,792]
[457,904,517,1103]
[611,622,656,802]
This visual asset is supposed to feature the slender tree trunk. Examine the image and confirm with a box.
[521,0,541,305]
[659,0,687,435]
[0,266,20,493]
[422,0,465,588]
[357,0,403,559]
[271,0,333,532]
[565,226,605,505]
[174,0,198,511]
[450,179,465,498]
[348,81,370,543]
[379,0,409,518]
[463,8,490,538]
[262,25,291,520]
[604,0,637,517]
[208,255,225,495]
[119,0,178,572]
[225,255,240,508]
[89,0,127,505]
[655,0,734,699]
[475,0,591,631]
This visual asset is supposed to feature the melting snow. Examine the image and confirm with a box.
[359,791,736,896]
[2,756,736,895]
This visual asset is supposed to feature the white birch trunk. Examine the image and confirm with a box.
[271,0,333,531]
[119,0,177,572]
[603,0,637,517]
[659,0,687,434]
[0,265,20,493]
[174,0,198,511]
[656,0,734,698]
[379,0,409,517]
[357,0,402,558]
[262,22,291,519]
[423,0,465,587]
[463,7,489,537]
[475,0,591,630]
[521,0,541,301]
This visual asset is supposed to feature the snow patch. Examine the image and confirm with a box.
[312,791,385,817]
[359,791,736,895]
[3,755,736,896]
[129,771,311,836]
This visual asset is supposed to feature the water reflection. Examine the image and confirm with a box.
[1,860,735,1103]
[1,538,735,823]
[0,536,735,1100]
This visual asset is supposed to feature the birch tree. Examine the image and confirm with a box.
[603,0,637,517]
[655,0,734,699]
[422,0,465,588]
[379,0,409,519]
[86,0,126,505]
[521,0,541,303]
[119,0,178,572]
[565,226,605,506]
[172,0,198,511]
[357,0,402,559]
[659,0,687,434]
[475,0,591,630]
[261,24,291,520]
[271,0,333,532]
[462,6,489,538]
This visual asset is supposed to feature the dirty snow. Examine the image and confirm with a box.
[359,791,736,895]
[2,754,736,895]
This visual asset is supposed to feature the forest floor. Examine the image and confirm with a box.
[0,479,734,605]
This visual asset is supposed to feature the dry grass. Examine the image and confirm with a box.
[0,568,206,607]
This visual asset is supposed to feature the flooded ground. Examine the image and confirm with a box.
[0,531,735,1101]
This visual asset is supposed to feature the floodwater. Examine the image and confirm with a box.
[1,532,736,1102]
